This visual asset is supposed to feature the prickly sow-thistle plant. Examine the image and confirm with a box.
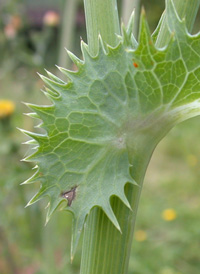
[22,0,200,268]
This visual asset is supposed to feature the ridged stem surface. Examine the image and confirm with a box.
[83,0,120,56]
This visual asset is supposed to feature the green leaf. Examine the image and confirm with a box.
[22,0,200,257]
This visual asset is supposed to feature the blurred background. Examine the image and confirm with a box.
[0,0,200,273]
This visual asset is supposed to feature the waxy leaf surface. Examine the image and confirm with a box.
[23,0,200,256]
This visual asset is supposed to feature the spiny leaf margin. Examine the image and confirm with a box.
[22,0,200,258]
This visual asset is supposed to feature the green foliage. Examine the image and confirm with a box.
[22,0,200,257]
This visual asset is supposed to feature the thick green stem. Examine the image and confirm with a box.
[156,0,200,48]
[80,1,200,273]
[83,0,120,56]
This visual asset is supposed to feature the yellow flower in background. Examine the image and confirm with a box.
[162,208,177,221]
[134,230,147,242]
[0,100,15,118]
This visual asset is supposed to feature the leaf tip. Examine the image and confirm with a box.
[126,9,135,35]
[141,6,146,17]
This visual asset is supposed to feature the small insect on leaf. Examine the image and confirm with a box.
[133,62,138,68]
[62,187,77,206]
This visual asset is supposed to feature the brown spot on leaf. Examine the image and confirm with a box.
[62,187,77,206]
